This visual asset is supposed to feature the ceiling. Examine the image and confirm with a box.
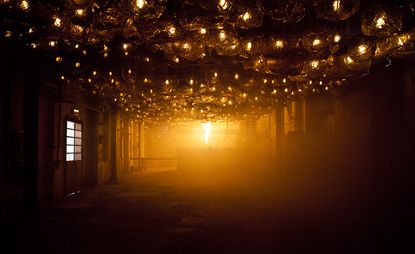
[1,0,415,123]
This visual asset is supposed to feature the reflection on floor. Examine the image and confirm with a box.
[14,168,410,253]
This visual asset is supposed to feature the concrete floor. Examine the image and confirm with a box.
[12,169,411,253]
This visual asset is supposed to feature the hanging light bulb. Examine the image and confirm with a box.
[376,15,386,29]
[332,0,341,12]
[275,40,284,49]
[20,0,29,11]
[358,44,367,54]
[199,28,207,35]
[136,0,146,9]
[334,34,342,43]
[246,41,252,51]
[242,11,251,21]
[312,39,321,47]
[53,17,62,27]
[75,9,85,16]
[219,30,226,40]
[218,0,230,10]
[311,60,319,69]
[168,26,176,36]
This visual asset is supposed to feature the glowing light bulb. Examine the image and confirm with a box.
[174,57,180,63]
[122,43,129,51]
[199,28,207,35]
[61,75,65,80]
[20,0,29,11]
[214,72,218,78]
[75,9,84,16]
[189,79,194,85]
[218,0,229,10]
[263,79,268,84]
[54,17,62,27]
[234,73,239,79]
[334,34,341,43]
[49,40,56,47]
[345,56,354,64]
[332,0,341,11]
[376,16,386,29]
[183,42,190,49]
[168,26,176,36]
[219,31,226,40]
[283,78,287,83]
[242,12,251,21]
[165,79,169,85]
[55,56,62,62]
[312,39,321,47]
[358,45,367,54]
[311,60,319,69]
[136,0,146,9]
[93,71,97,76]
[275,40,284,49]
[246,41,252,51]
[75,62,80,68]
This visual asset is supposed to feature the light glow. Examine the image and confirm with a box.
[54,17,62,27]
[376,16,386,29]
[202,122,211,144]
[332,0,341,12]
[136,0,146,9]
[218,0,229,10]
[242,12,251,21]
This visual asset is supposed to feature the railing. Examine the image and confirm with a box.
[130,157,178,171]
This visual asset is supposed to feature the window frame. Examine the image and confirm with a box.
[65,118,82,162]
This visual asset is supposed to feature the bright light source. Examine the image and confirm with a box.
[136,0,146,9]
[332,0,341,12]
[202,122,211,144]
[242,12,251,21]
[376,16,386,29]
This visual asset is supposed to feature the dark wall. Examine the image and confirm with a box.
[280,63,414,250]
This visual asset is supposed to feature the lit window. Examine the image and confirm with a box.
[66,120,82,161]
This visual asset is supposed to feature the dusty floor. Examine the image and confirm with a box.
[12,168,412,253]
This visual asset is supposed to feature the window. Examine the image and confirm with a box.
[66,120,82,161]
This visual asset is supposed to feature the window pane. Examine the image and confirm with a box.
[75,123,82,131]
[74,153,82,161]
[75,138,82,145]
[67,129,75,137]
[67,121,74,129]
[75,146,82,153]
[66,153,74,161]
[75,131,82,138]
[67,145,74,153]
[67,137,74,145]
